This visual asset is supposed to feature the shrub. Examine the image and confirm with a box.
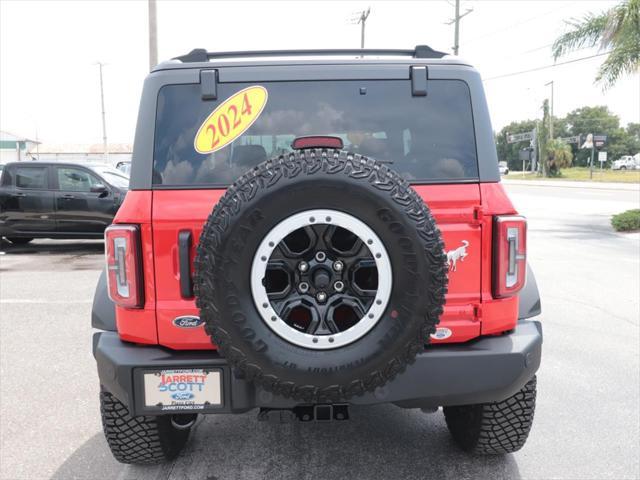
[611,209,640,232]
[545,139,573,177]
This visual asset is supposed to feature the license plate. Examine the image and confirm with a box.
[143,368,222,411]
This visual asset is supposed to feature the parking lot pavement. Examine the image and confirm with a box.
[0,183,639,480]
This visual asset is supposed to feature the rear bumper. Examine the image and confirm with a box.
[94,320,542,416]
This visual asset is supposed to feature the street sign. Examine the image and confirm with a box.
[519,148,532,161]
[507,131,534,144]
[594,135,607,148]
[559,135,581,144]
[598,151,607,163]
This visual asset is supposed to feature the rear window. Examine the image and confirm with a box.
[153,79,478,186]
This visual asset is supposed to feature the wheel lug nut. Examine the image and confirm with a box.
[334,281,344,292]
[315,251,326,262]
[316,291,327,303]
[298,261,309,273]
[298,282,309,293]
[333,260,344,272]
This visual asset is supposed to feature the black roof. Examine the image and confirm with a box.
[149,46,474,74]
[173,45,448,64]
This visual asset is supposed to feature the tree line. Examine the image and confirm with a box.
[497,0,639,175]
[495,105,640,172]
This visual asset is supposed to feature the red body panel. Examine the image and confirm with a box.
[152,190,224,350]
[111,191,158,344]
[113,182,521,349]
[478,183,519,335]
[413,185,482,343]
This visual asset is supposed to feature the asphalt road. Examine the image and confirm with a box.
[0,182,638,480]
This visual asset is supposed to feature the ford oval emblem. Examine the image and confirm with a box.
[430,327,453,340]
[172,392,195,401]
[173,316,204,329]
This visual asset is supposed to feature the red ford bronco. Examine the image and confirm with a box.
[92,46,542,464]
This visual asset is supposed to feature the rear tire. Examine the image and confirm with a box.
[443,376,537,455]
[195,149,447,403]
[7,237,33,245]
[100,390,191,465]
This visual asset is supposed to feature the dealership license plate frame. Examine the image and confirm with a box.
[136,367,224,414]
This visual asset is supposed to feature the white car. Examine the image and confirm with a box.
[498,161,509,175]
[88,164,130,189]
[611,155,640,170]
[115,160,131,175]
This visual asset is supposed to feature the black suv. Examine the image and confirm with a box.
[0,162,128,243]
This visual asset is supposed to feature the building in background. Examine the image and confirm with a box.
[0,130,40,164]
[25,143,132,166]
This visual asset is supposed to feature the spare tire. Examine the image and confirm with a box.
[195,149,447,403]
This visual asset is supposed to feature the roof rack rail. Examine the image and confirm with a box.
[173,45,447,63]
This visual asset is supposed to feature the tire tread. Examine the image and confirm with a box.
[443,376,537,454]
[195,149,448,403]
[100,390,189,464]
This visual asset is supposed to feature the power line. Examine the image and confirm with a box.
[483,51,611,81]
[460,3,571,47]
[473,43,553,66]
[521,43,554,55]
[480,42,595,66]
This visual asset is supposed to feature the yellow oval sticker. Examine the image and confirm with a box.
[194,86,268,154]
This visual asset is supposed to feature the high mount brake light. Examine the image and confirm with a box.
[493,216,527,299]
[105,225,143,308]
[292,136,344,150]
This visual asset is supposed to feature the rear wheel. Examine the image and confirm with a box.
[443,376,537,455]
[6,237,33,245]
[100,390,192,464]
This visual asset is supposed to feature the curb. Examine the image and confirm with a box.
[502,179,640,192]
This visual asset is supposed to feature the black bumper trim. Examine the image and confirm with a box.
[94,320,542,415]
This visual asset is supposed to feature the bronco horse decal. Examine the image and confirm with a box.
[446,240,469,272]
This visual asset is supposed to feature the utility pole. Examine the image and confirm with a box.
[545,80,554,140]
[534,122,540,174]
[532,126,538,175]
[447,0,473,56]
[357,7,371,49]
[35,125,40,161]
[96,62,108,163]
[148,0,158,70]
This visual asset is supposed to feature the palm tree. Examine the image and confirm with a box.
[552,0,639,89]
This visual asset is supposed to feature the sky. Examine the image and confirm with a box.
[1,0,638,145]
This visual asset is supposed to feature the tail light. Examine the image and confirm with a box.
[105,224,143,308]
[493,215,527,298]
